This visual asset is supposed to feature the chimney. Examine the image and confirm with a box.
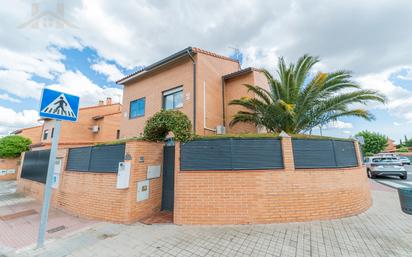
[106,97,112,105]
[98,100,104,106]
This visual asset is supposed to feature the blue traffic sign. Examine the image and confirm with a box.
[39,88,80,122]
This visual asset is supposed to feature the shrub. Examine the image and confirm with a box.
[355,130,387,155]
[397,146,409,153]
[0,135,32,158]
[143,110,192,142]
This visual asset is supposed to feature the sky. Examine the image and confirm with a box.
[0,0,412,143]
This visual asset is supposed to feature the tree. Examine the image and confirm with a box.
[0,135,32,158]
[355,131,387,155]
[229,55,386,133]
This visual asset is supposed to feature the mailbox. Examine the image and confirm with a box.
[116,162,131,189]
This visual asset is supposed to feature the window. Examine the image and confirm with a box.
[116,130,120,139]
[129,97,145,119]
[43,129,49,140]
[51,128,55,138]
[163,87,183,110]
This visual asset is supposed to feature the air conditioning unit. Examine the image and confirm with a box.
[91,125,99,133]
[216,125,226,135]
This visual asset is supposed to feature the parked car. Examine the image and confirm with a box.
[364,156,407,179]
[399,156,411,166]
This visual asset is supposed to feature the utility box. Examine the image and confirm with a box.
[147,165,161,179]
[116,162,131,189]
[137,180,149,201]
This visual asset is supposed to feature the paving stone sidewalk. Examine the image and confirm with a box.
[0,181,96,254]
[7,181,412,257]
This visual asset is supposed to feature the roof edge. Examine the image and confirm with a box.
[222,67,262,80]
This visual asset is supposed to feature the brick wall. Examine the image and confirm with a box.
[17,141,164,223]
[174,138,371,225]
[0,157,20,180]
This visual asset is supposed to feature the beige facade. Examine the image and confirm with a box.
[12,126,43,145]
[118,47,268,138]
[12,99,122,149]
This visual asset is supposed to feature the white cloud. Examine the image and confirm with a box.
[397,68,412,80]
[393,122,401,126]
[357,67,412,122]
[0,70,45,99]
[48,70,122,107]
[323,120,353,129]
[0,93,21,103]
[91,61,124,82]
[0,106,40,135]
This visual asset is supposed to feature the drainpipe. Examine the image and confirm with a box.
[203,80,217,132]
[221,78,226,127]
[187,49,196,133]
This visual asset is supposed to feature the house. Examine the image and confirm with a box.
[384,138,397,152]
[12,98,122,150]
[12,125,43,145]
[117,47,269,138]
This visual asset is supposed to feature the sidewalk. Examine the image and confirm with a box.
[0,181,97,254]
[10,180,412,257]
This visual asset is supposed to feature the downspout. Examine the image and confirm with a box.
[187,49,196,133]
[221,78,226,127]
[203,80,217,132]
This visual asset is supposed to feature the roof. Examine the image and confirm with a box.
[116,47,239,85]
[11,125,43,135]
[222,67,262,80]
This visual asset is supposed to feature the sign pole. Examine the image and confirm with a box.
[37,119,61,248]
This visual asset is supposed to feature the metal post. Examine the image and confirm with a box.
[37,120,61,248]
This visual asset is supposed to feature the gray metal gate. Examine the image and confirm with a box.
[161,145,175,211]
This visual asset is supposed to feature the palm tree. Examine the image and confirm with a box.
[229,55,386,134]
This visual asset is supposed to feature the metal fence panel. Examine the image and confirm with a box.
[89,144,125,172]
[180,138,283,171]
[231,139,283,169]
[333,140,358,167]
[293,139,358,168]
[21,150,50,183]
[180,139,232,170]
[66,144,125,173]
[66,147,92,171]
[293,139,336,168]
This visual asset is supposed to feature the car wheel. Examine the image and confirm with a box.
[400,175,407,180]
[367,169,374,178]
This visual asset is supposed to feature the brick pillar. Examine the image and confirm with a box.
[354,140,364,167]
[173,142,181,224]
[280,132,295,172]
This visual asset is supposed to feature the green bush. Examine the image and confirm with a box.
[355,130,387,155]
[0,135,32,158]
[143,110,192,142]
[397,146,409,153]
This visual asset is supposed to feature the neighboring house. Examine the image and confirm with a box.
[12,125,43,145]
[12,98,122,149]
[384,138,397,152]
[117,47,269,138]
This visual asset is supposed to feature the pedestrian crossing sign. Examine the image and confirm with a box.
[39,88,80,122]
